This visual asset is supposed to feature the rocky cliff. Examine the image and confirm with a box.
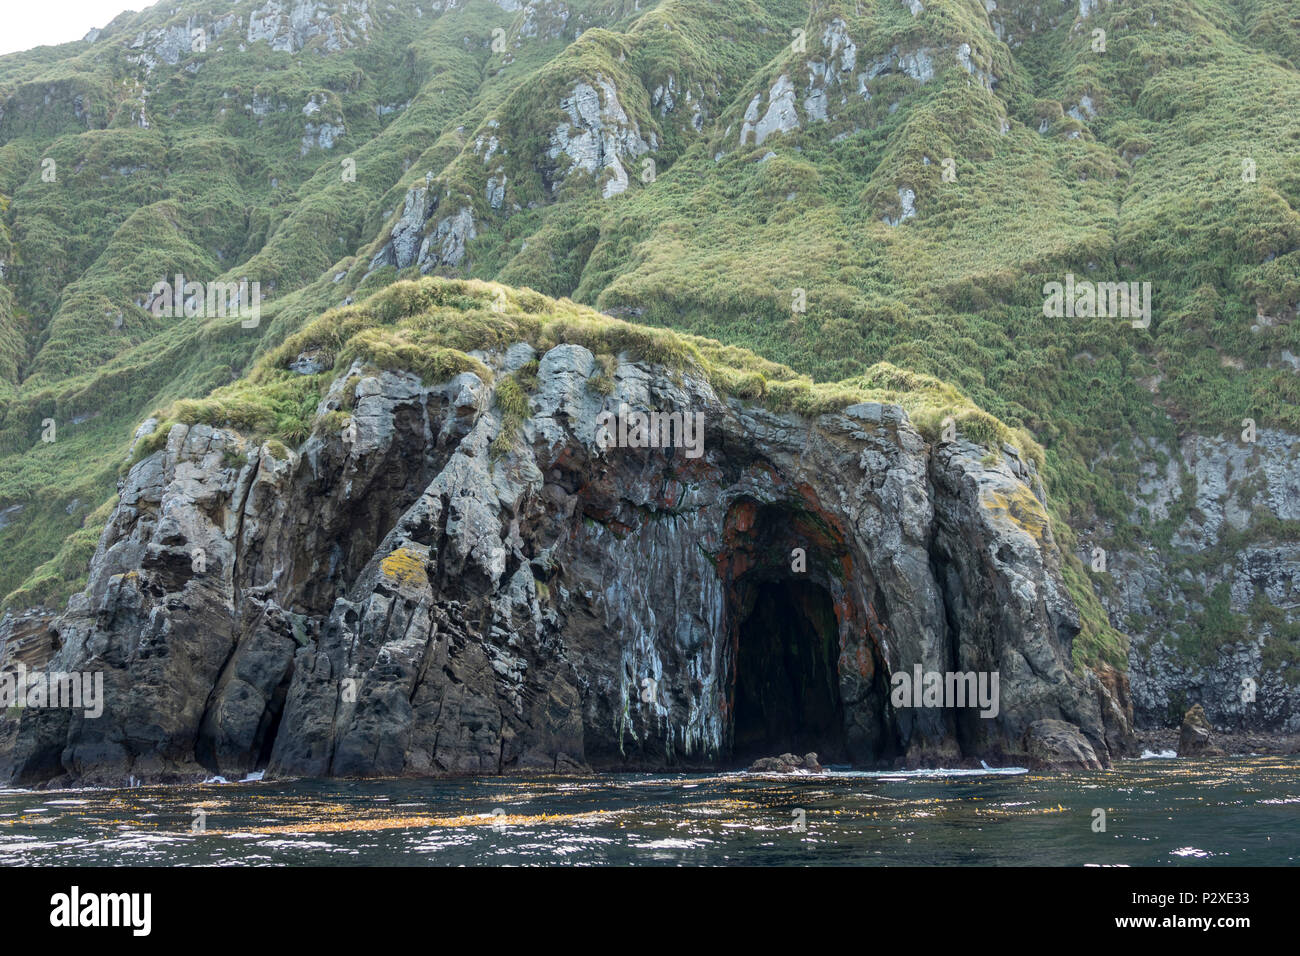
[1096,429,1300,733]
[0,313,1131,785]
[2,0,1297,763]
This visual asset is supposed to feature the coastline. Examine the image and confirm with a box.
[1133,727,1300,757]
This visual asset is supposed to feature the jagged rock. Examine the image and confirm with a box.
[1087,663,1138,757]
[1067,96,1096,121]
[486,174,506,210]
[883,187,916,226]
[0,613,62,769]
[898,50,932,82]
[803,19,857,122]
[300,98,346,154]
[1177,704,1223,756]
[1022,719,1103,771]
[955,42,996,90]
[419,207,477,270]
[860,46,939,84]
[370,191,477,274]
[0,345,1128,786]
[247,0,372,54]
[741,74,799,147]
[545,75,652,197]
[383,186,430,269]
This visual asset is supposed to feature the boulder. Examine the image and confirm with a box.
[1022,718,1104,771]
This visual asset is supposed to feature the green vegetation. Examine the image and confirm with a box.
[490,371,532,459]
[131,275,1040,463]
[1062,556,1129,671]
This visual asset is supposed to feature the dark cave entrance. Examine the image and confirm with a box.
[715,495,899,768]
[731,579,848,763]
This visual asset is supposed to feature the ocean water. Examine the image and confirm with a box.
[1,756,1296,866]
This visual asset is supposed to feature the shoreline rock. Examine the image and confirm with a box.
[1022,718,1104,771]
[1135,725,1300,757]
[1,341,1129,786]
[1176,704,1225,756]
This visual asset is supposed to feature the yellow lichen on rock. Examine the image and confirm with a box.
[981,485,1050,542]
[379,547,428,588]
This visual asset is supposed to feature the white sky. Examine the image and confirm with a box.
[0,1,144,56]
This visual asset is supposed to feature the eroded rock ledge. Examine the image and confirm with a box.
[1,343,1132,785]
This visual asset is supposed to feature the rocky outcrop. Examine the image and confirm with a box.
[0,342,1129,786]
[741,74,800,147]
[651,74,708,133]
[733,14,998,165]
[545,75,654,198]
[1176,704,1222,756]
[370,70,657,271]
[119,1,370,70]
[883,187,917,226]
[247,0,373,54]
[371,189,477,273]
[300,94,345,155]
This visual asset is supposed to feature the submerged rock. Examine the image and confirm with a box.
[0,342,1130,786]
[748,752,823,774]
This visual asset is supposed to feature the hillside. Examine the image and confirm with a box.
[0,0,1297,731]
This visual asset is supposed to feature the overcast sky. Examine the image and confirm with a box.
[0,1,144,56]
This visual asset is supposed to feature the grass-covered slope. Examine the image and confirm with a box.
[153,274,1044,453]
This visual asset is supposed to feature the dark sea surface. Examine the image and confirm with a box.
[1,755,1296,866]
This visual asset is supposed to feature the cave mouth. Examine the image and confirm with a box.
[732,579,848,764]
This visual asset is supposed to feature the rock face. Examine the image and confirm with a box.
[371,189,477,273]
[0,611,61,767]
[0,343,1130,786]
[247,0,372,54]
[545,75,653,198]
[1101,430,1300,734]
[741,74,800,147]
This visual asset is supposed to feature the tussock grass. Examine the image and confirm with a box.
[130,277,1040,474]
